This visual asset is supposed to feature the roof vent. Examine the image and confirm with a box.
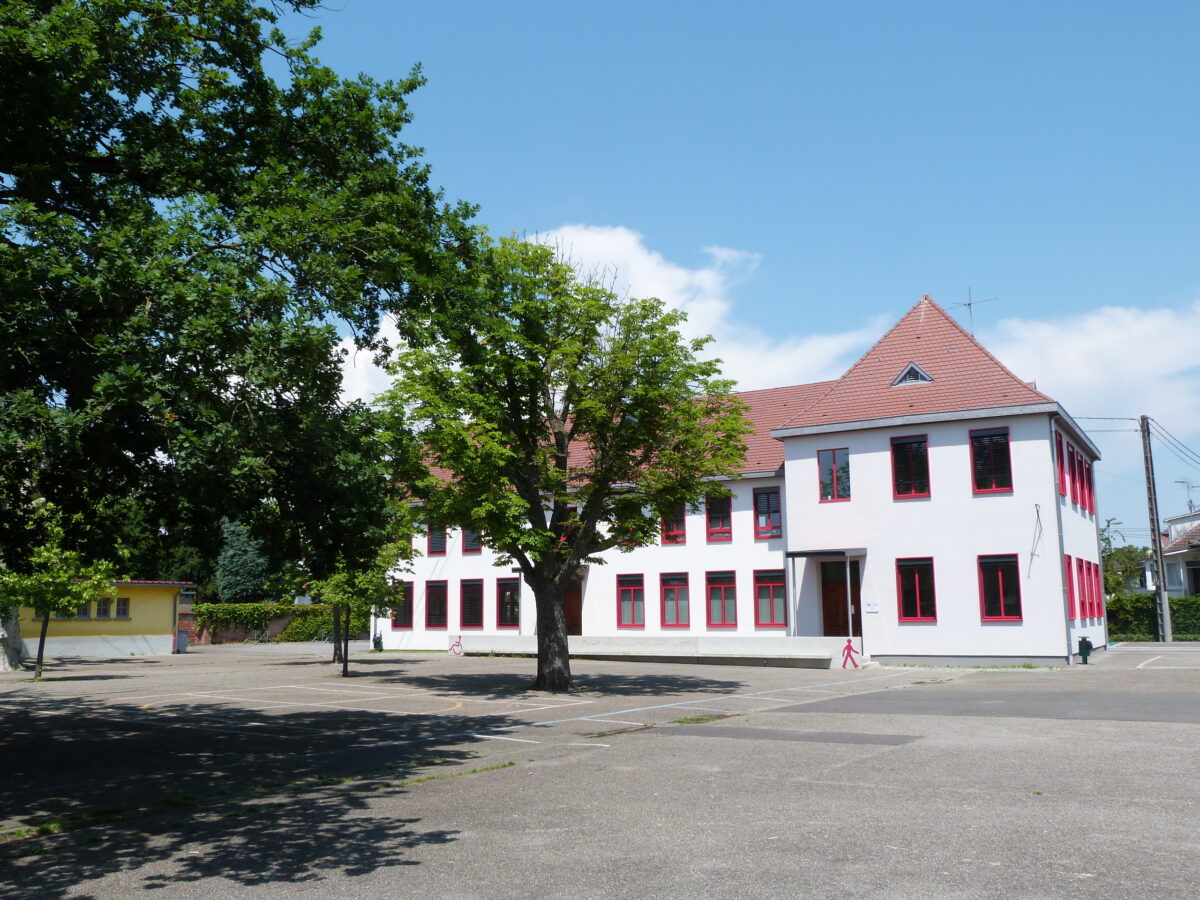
[892,362,934,386]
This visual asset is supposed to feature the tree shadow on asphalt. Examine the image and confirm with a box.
[385,670,747,699]
[0,691,512,897]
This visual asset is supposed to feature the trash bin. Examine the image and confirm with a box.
[176,630,189,654]
[372,633,383,652]
[1077,636,1092,664]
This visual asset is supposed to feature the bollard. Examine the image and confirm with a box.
[1078,636,1092,664]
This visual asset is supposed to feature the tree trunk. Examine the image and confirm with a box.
[340,604,350,678]
[0,608,23,672]
[331,602,343,663]
[532,582,573,692]
[34,613,50,680]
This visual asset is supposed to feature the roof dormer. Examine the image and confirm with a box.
[892,361,933,386]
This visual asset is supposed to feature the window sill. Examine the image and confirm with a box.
[893,493,931,501]
[818,498,851,504]
[980,616,1022,623]
[972,488,1013,496]
[899,617,938,624]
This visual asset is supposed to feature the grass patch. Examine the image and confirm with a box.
[670,715,729,725]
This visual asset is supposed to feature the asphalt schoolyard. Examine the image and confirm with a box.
[1,642,1198,899]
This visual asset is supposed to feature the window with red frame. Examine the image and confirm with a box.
[1068,445,1079,505]
[1056,432,1066,495]
[390,581,414,629]
[497,578,520,628]
[818,448,851,501]
[460,579,483,628]
[617,575,645,627]
[1064,555,1076,620]
[706,571,737,627]
[754,570,787,627]
[661,504,686,544]
[1076,557,1088,618]
[705,495,732,542]
[896,558,937,621]
[1084,461,1095,514]
[979,555,1021,620]
[425,581,448,628]
[1093,563,1105,618]
[462,529,482,554]
[891,435,930,498]
[427,526,447,556]
[753,487,782,539]
[970,429,1013,493]
[661,573,689,628]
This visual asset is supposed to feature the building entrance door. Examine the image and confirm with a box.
[563,585,583,636]
[820,560,862,637]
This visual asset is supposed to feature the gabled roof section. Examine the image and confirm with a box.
[777,295,1054,430]
[1163,522,1200,555]
[737,381,835,473]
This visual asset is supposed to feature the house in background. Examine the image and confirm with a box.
[376,296,1106,666]
[19,580,195,657]
[1145,510,1200,597]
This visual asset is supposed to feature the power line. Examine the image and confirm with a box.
[1147,423,1200,474]
[1149,418,1200,466]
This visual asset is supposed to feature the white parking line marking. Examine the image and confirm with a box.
[1136,655,1164,668]
[565,742,610,748]
[482,735,540,743]
[585,718,645,726]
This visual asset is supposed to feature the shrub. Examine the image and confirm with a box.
[193,602,293,631]
[272,605,371,642]
[1105,592,1200,641]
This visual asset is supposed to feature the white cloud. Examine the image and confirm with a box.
[983,303,1200,532]
[538,224,880,389]
[338,315,401,404]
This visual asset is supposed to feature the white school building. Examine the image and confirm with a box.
[375,296,1107,666]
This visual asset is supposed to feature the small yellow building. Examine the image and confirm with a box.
[19,581,195,657]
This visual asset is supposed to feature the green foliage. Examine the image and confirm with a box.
[1105,593,1200,641]
[0,0,473,576]
[1100,520,1149,596]
[273,605,369,642]
[0,502,116,618]
[383,238,750,576]
[192,602,293,632]
[216,520,271,604]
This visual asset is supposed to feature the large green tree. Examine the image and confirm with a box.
[382,239,750,692]
[0,0,472,576]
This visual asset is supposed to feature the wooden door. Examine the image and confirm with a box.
[563,585,583,636]
[820,560,862,637]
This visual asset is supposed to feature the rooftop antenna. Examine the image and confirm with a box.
[949,288,999,336]
[1176,480,1197,513]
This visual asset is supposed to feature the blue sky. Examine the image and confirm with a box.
[288,1,1200,543]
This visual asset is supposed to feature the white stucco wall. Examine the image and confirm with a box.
[781,412,1099,661]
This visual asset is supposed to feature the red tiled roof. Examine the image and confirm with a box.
[736,381,835,472]
[777,295,1054,431]
[1164,522,1200,554]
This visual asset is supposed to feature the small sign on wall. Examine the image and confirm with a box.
[864,601,880,614]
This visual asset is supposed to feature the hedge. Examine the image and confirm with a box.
[192,602,371,641]
[1105,593,1200,641]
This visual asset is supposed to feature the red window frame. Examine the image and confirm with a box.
[462,529,482,554]
[460,579,484,629]
[1093,563,1105,619]
[1077,557,1088,618]
[969,428,1013,494]
[753,570,787,627]
[660,573,690,628]
[425,581,448,629]
[496,578,520,629]
[705,494,732,543]
[753,487,782,539]
[1055,432,1067,496]
[427,526,447,556]
[890,434,931,499]
[706,571,737,628]
[896,558,937,622]
[1084,461,1095,514]
[661,504,686,545]
[1068,444,1079,505]
[818,447,851,502]
[1064,555,1076,621]
[978,555,1022,621]
[390,581,414,629]
[617,574,645,628]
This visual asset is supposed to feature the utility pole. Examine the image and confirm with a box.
[1140,415,1172,642]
